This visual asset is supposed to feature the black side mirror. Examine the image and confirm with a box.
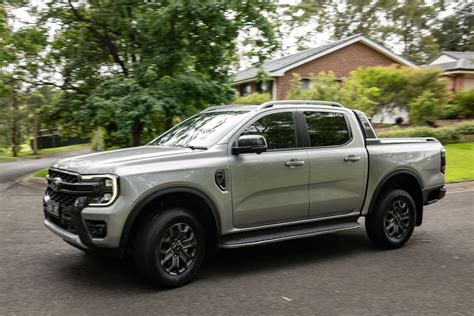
[232,135,268,155]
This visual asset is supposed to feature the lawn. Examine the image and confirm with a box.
[0,143,90,163]
[444,142,474,183]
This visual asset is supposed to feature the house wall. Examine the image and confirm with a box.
[276,42,401,100]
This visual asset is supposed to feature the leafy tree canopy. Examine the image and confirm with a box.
[37,0,278,147]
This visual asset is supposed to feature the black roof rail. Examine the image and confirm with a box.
[257,100,344,111]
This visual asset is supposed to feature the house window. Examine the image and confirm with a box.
[301,78,311,90]
[257,81,273,94]
[239,84,252,96]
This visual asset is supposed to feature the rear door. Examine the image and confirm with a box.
[302,109,368,218]
[229,110,310,228]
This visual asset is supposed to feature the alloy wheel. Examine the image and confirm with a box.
[384,199,411,241]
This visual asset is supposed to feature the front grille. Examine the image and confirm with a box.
[46,188,77,206]
[48,169,80,183]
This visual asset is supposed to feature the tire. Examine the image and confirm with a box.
[135,207,206,288]
[365,189,416,249]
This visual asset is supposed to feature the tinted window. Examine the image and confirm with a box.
[242,112,297,150]
[304,111,350,147]
[151,111,250,147]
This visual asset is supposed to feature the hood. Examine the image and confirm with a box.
[52,146,190,174]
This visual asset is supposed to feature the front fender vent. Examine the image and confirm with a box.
[215,169,227,191]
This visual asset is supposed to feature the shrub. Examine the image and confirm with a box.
[409,91,443,126]
[441,103,462,119]
[234,92,272,105]
[378,121,474,144]
[451,89,474,118]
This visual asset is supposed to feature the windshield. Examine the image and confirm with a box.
[150,111,251,148]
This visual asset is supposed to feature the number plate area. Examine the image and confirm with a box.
[45,201,60,217]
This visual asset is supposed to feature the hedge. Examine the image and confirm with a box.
[378,121,474,144]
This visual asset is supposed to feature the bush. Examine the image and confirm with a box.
[451,89,474,118]
[441,103,462,119]
[409,91,443,126]
[378,121,474,144]
[234,92,272,105]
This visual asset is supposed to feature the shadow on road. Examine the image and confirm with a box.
[56,229,375,291]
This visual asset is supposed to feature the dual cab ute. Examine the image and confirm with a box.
[43,100,446,287]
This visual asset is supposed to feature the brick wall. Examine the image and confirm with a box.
[276,42,400,100]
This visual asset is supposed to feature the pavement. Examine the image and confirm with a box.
[0,155,473,315]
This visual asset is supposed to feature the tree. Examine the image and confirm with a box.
[284,0,448,64]
[37,0,278,147]
[286,72,378,115]
[409,91,443,126]
[234,92,272,105]
[432,2,474,52]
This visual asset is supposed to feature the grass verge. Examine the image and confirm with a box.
[33,169,48,178]
[0,144,90,163]
[444,142,474,183]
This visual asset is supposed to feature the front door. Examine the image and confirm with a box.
[229,111,309,228]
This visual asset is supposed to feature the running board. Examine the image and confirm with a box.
[219,217,360,248]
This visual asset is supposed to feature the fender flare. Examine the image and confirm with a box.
[367,168,424,216]
[119,186,222,249]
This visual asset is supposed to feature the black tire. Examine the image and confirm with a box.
[135,207,206,288]
[365,189,416,249]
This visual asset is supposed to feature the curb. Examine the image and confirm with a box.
[445,181,474,193]
[16,173,47,190]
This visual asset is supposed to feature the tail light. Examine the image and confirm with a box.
[440,148,446,174]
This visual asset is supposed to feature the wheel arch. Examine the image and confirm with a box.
[119,186,222,251]
[368,169,424,226]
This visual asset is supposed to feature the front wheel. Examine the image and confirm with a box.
[365,189,416,249]
[135,207,206,288]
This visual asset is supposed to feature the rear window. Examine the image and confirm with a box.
[304,111,351,147]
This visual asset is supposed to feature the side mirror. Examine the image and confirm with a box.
[232,135,268,155]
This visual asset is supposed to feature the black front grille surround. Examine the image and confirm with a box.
[43,168,113,247]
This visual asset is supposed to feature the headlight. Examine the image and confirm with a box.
[80,174,119,206]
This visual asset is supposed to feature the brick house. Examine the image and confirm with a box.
[427,51,474,93]
[232,34,416,100]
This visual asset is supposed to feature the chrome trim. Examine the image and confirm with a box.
[44,219,88,249]
[258,100,344,111]
[219,224,360,248]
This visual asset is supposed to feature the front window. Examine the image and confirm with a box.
[241,112,297,150]
[150,111,251,148]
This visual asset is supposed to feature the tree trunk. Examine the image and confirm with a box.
[131,120,143,147]
[165,116,173,130]
[32,117,39,155]
[10,87,19,157]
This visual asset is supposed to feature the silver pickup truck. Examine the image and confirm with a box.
[43,100,446,287]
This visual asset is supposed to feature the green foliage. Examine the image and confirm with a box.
[284,0,473,63]
[409,91,443,126]
[451,90,474,119]
[38,0,278,147]
[234,92,272,105]
[285,71,378,116]
[378,121,474,144]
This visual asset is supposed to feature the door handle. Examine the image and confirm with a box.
[285,159,305,168]
[344,155,361,162]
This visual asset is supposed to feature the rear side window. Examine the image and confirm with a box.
[304,111,351,147]
[242,112,297,150]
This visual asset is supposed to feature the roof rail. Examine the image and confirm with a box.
[257,100,344,111]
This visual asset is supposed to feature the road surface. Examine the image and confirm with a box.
[0,180,472,314]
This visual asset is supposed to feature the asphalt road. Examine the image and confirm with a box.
[0,149,90,186]
[0,180,473,315]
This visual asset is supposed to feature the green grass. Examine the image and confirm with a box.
[444,142,474,183]
[0,143,90,163]
[33,169,48,178]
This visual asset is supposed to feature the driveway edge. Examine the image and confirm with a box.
[16,173,47,190]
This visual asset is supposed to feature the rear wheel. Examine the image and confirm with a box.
[365,189,416,249]
[135,207,206,288]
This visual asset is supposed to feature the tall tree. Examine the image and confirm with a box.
[284,0,447,64]
[38,0,278,147]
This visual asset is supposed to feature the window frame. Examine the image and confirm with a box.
[299,109,353,149]
[232,109,305,153]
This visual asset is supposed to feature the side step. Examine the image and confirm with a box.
[219,217,360,248]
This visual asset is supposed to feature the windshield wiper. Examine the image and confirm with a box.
[187,145,208,150]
